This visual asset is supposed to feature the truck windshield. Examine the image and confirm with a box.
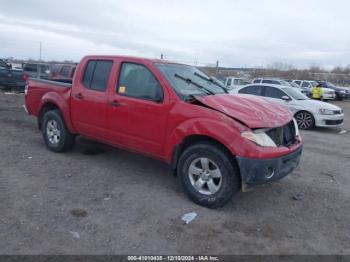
[155,63,226,100]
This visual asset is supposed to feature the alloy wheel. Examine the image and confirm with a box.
[188,157,222,195]
[295,112,313,129]
[46,119,61,145]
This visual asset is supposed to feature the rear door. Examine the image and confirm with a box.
[71,59,113,139]
[105,61,170,158]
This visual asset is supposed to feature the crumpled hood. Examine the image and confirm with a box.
[196,94,292,128]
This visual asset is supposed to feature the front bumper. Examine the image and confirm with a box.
[315,113,344,127]
[322,93,336,100]
[337,92,350,99]
[0,80,25,89]
[237,146,303,191]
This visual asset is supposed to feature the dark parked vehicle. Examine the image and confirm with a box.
[22,63,50,80]
[0,59,25,91]
[316,81,350,100]
[48,64,76,83]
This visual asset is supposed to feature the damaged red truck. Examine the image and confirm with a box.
[24,55,302,208]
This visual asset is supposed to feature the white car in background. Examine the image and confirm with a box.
[292,80,336,100]
[230,84,344,130]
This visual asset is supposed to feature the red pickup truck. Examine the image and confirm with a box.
[24,55,302,208]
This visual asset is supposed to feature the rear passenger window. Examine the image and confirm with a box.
[50,65,60,74]
[239,85,263,96]
[262,80,280,85]
[227,78,232,86]
[117,63,163,102]
[24,64,38,72]
[301,82,310,88]
[82,60,113,91]
[234,79,243,85]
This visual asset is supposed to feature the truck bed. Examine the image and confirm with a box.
[25,78,72,117]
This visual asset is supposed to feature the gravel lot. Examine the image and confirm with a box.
[1,91,349,255]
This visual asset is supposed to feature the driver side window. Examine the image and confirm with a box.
[117,63,164,102]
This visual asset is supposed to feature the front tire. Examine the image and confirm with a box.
[177,141,240,208]
[42,109,75,152]
[295,111,315,130]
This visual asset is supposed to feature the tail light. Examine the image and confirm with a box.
[24,83,29,95]
[23,73,29,82]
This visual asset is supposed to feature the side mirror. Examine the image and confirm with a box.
[281,95,291,101]
[153,89,164,103]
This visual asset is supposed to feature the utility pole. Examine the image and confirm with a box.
[215,60,219,76]
[39,41,42,61]
[38,41,42,78]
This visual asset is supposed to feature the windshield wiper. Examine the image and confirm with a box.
[183,94,198,102]
[174,73,215,95]
[193,72,228,93]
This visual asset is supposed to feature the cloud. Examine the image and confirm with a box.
[0,0,349,68]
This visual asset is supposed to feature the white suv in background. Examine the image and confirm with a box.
[225,77,250,89]
[292,80,336,100]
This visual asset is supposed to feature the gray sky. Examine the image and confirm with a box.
[0,0,349,68]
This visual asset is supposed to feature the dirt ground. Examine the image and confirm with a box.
[0,91,349,255]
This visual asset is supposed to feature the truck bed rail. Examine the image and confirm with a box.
[29,78,72,88]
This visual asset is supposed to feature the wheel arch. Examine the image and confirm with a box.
[38,93,76,134]
[38,102,59,130]
[171,134,239,175]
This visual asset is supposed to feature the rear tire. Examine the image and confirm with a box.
[42,109,75,152]
[177,141,240,208]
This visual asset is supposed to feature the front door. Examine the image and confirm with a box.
[105,62,170,158]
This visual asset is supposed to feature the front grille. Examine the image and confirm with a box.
[266,121,296,147]
[325,119,343,125]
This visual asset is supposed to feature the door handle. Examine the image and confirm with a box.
[110,100,122,107]
[75,93,84,99]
